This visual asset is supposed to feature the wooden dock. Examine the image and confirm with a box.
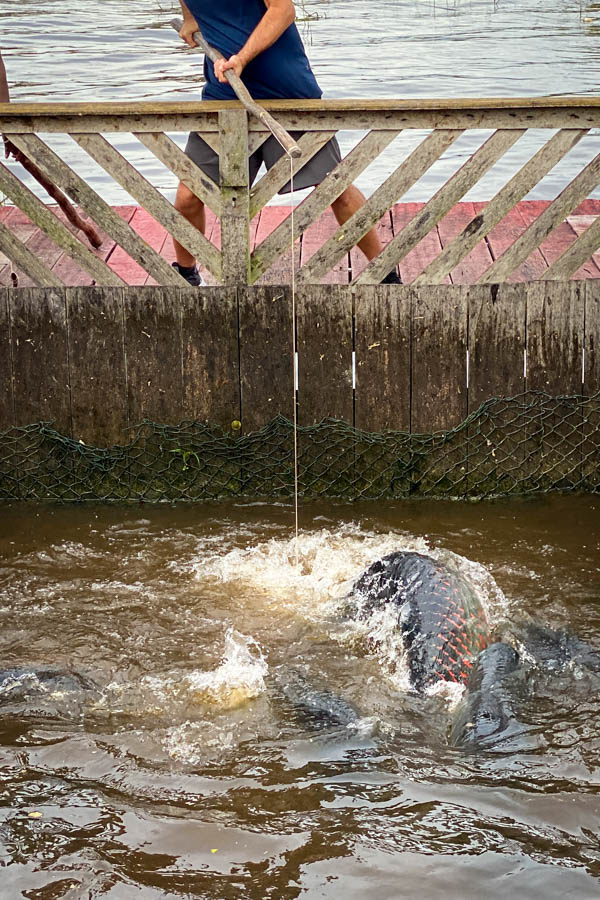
[1,97,600,287]
[1,199,599,288]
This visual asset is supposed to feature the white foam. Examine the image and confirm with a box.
[163,719,237,764]
[426,679,466,709]
[190,525,429,618]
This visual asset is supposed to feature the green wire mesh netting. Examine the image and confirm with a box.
[1,391,599,502]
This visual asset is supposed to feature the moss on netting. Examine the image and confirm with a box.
[1,391,599,502]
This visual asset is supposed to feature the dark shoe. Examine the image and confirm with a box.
[172,261,205,286]
[381,268,402,285]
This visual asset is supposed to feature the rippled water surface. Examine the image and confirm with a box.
[1,496,599,897]
[1,0,600,202]
[3,0,600,102]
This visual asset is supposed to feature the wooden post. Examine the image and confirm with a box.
[219,108,250,286]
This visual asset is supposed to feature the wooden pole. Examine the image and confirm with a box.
[0,50,102,249]
[170,17,302,158]
[0,52,9,104]
[4,141,103,248]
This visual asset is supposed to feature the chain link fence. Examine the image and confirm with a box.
[1,391,598,502]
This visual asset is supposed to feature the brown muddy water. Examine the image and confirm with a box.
[0,495,599,898]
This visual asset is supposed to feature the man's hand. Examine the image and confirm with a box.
[179,18,199,48]
[178,2,199,47]
[214,54,244,82]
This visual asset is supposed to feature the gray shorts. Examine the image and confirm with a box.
[184,131,342,194]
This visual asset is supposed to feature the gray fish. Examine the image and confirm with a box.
[276,668,361,729]
[0,666,99,719]
[347,551,489,692]
[449,642,521,748]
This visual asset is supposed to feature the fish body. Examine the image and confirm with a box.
[0,666,96,700]
[277,668,361,728]
[0,666,98,720]
[521,623,600,675]
[351,551,489,691]
[450,642,521,747]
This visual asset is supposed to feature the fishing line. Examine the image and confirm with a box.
[287,151,300,569]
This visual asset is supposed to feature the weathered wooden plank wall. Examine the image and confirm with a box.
[239,286,292,431]
[354,285,411,433]
[0,283,598,447]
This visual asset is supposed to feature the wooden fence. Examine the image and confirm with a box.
[0,98,600,287]
[1,281,597,446]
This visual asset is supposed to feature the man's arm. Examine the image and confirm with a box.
[0,51,9,103]
[178,2,200,48]
[176,0,296,82]
[215,0,295,81]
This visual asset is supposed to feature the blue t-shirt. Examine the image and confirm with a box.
[183,0,322,100]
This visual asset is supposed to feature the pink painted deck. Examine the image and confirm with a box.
[1,200,599,286]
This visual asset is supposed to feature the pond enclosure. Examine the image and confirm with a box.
[0,97,599,500]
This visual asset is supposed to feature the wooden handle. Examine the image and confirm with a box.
[171,17,302,158]
[3,138,103,248]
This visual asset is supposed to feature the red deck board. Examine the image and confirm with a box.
[49,208,99,287]
[19,226,65,288]
[474,201,548,282]
[2,201,600,286]
[436,202,494,284]
[572,199,600,216]
[51,205,136,286]
[390,202,448,284]
[52,256,94,287]
[517,201,600,280]
[0,206,61,286]
[0,207,40,286]
[253,205,297,284]
[299,208,349,284]
[107,208,169,284]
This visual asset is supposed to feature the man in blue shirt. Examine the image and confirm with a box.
[174,0,400,285]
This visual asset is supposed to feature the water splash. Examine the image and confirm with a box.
[163,718,239,764]
[190,525,430,617]
[186,527,508,702]
[157,630,271,763]
[182,628,268,709]
[426,679,466,709]
[99,629,268,718]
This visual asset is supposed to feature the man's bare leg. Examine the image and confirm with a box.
[331,185,382,261]
[173,179,399,283]
[331,185,401,282]
[173,182,374,264]
[173,181,206,268]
